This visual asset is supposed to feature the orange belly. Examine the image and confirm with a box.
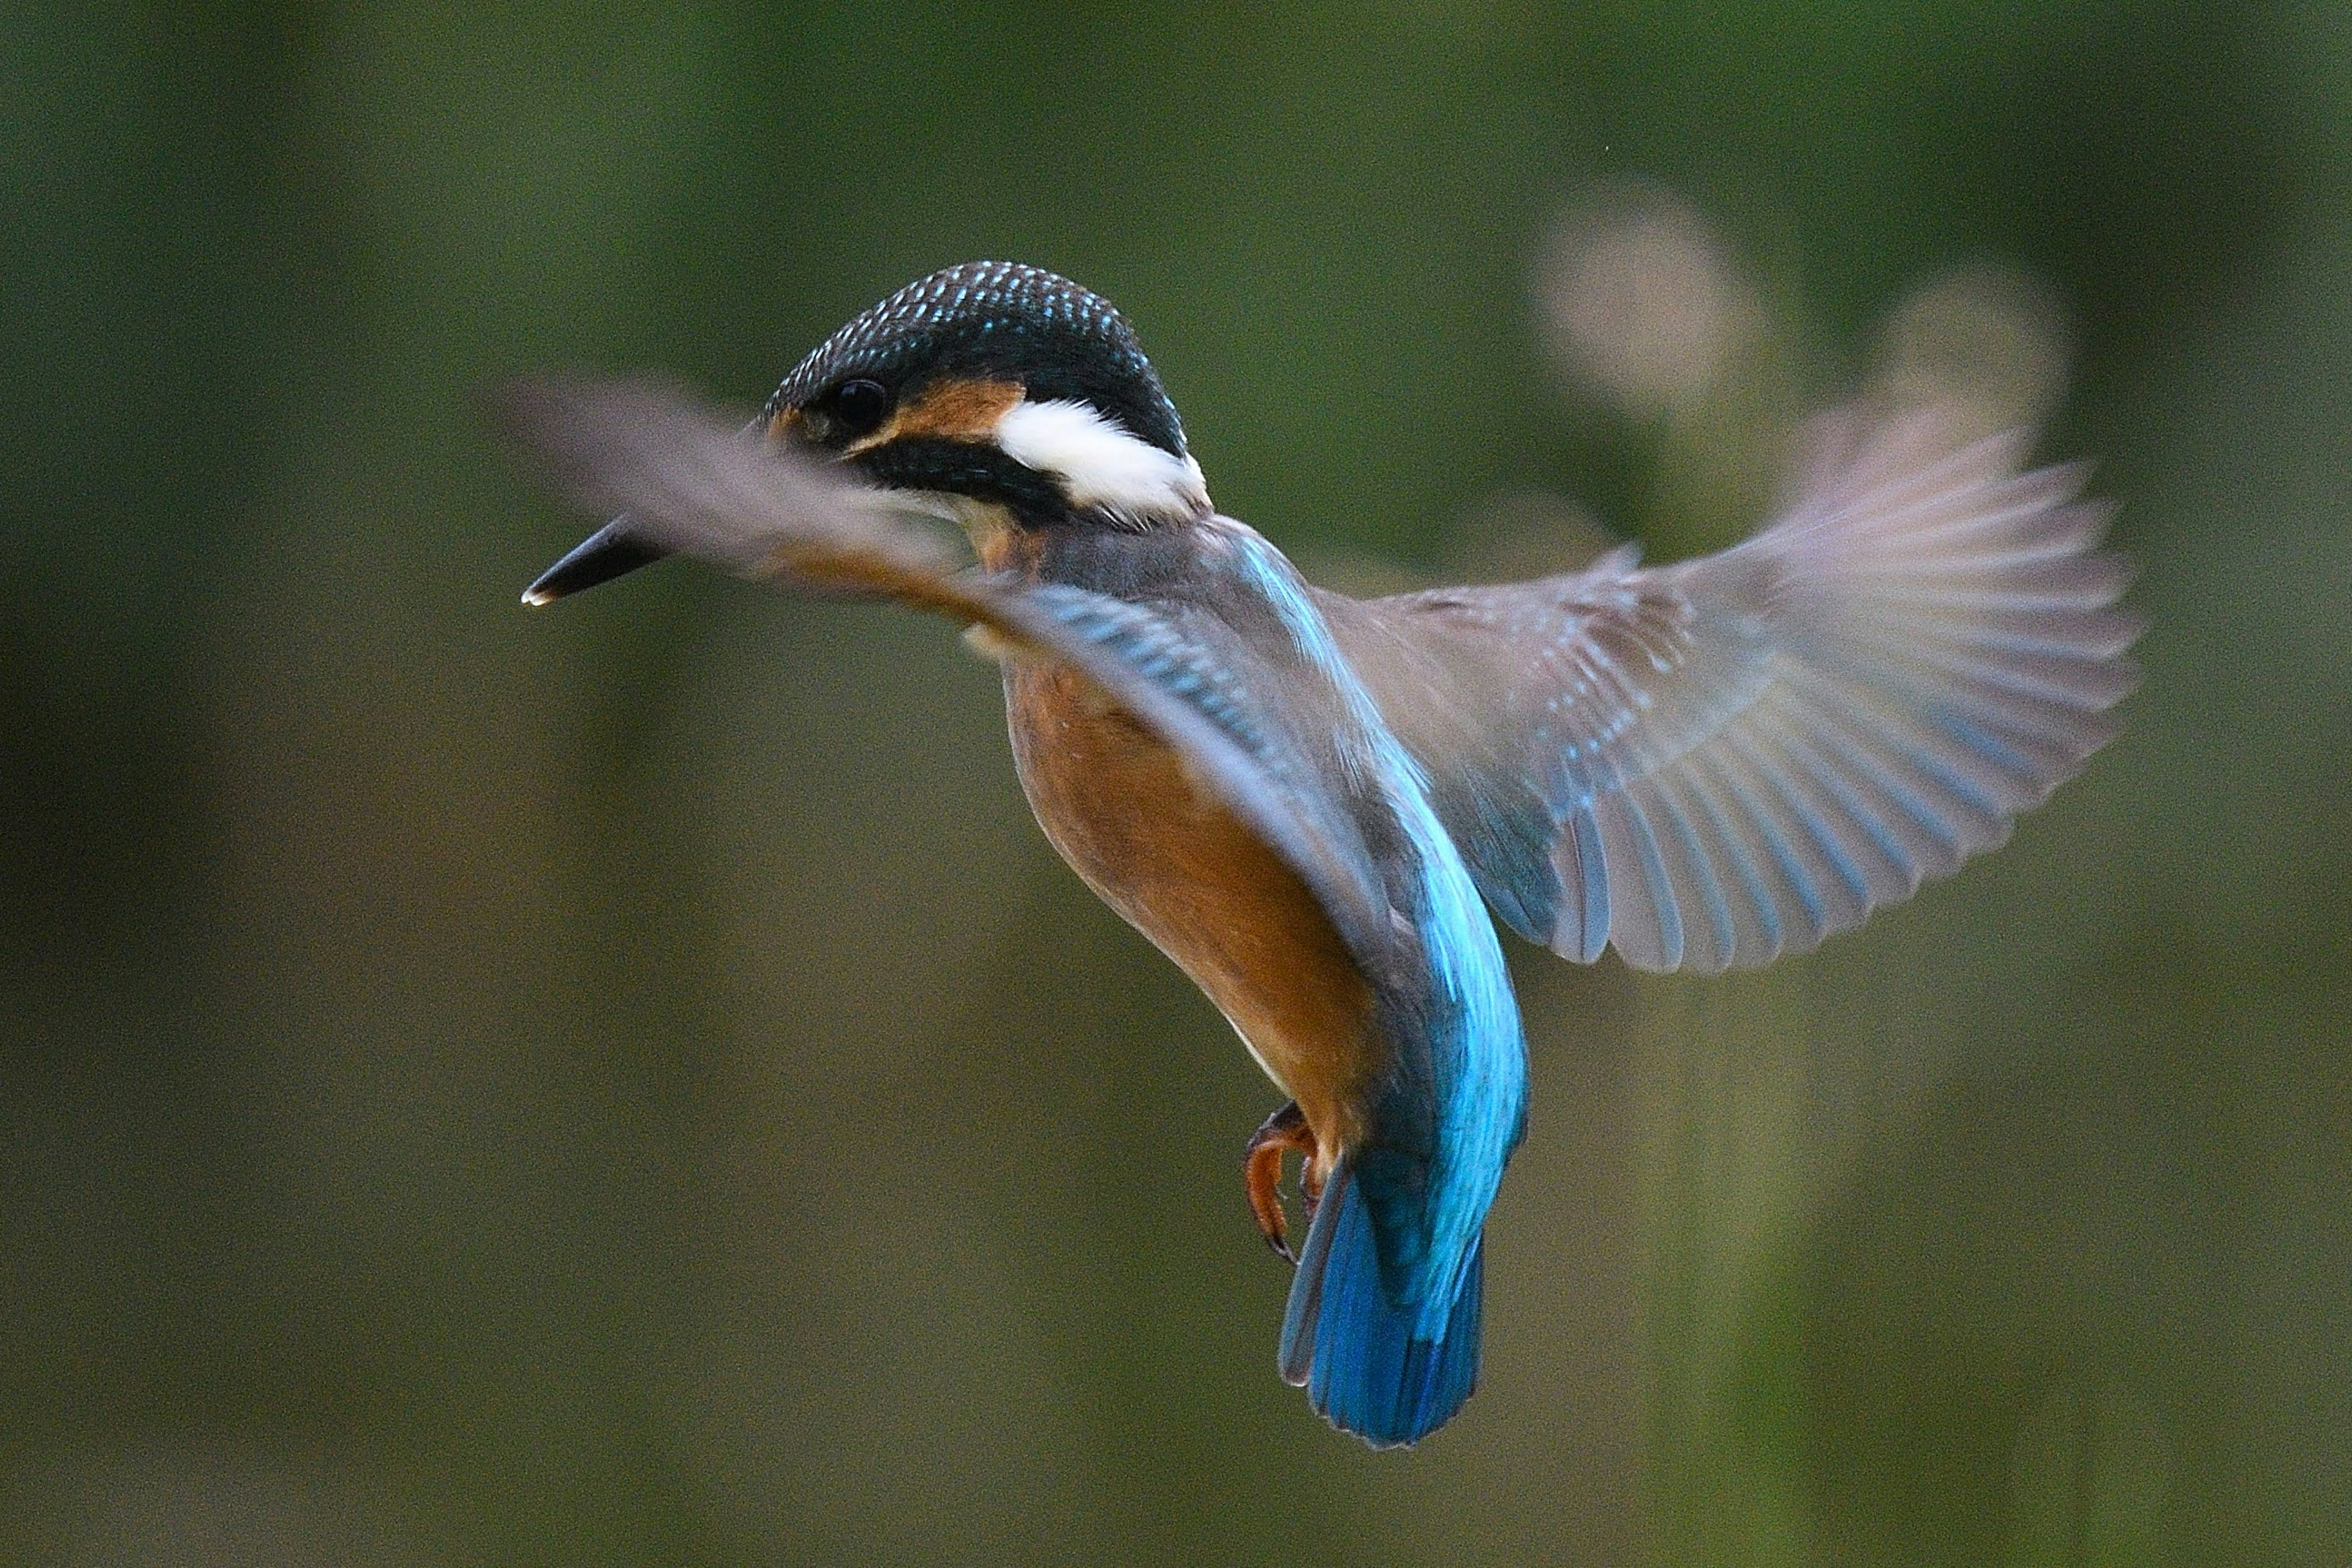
[1003,660,1382,1157]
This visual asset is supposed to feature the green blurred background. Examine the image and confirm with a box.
[4,2,2348,1563]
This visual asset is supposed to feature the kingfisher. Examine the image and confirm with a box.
[502,260,2137,1448]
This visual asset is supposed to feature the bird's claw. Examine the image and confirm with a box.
[1244,1101,1322,1265]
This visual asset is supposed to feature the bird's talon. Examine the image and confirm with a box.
[1244,1101,1317,1265]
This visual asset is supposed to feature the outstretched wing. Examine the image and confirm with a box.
[496,375,1395,974]
[1322,405,2141,974]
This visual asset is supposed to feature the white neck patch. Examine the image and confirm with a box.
[993,398,1210,526]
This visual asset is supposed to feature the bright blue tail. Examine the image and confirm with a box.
[1277,1163,1484,1449]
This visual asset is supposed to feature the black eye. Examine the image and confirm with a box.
[831,377,891,439]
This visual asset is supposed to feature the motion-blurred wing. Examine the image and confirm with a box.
[497,376,1393,970]
[1324,405,2140,974]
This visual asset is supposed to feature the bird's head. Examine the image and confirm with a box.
[522,262,1208,603]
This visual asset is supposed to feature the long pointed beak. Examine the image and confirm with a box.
[520,518,670,606]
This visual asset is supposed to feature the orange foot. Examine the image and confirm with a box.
[1243,1101,1323,1264]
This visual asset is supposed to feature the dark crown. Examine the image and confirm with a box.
[760,261,1189,459]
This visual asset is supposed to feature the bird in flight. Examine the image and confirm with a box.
[500,260,2137,1449]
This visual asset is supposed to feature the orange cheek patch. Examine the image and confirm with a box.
[877,377,1025,444]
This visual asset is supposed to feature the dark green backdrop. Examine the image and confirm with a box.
[4,3,2346,1563]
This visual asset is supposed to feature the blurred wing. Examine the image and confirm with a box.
[1325,405,2141,974]
[496,375,1393,967]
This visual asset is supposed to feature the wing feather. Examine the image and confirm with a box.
[496,375,1396,975]
[1327,403,2139,972]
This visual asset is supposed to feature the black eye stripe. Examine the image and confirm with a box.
[857,434,1066,527]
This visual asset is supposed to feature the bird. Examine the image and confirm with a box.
[499,258,2138,1449]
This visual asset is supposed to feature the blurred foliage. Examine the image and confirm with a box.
[2,2,2348,1564]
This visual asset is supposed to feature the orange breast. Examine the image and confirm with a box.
[1003,661,1382,1157]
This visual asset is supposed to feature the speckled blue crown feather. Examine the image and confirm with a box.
[762,262,1189,459]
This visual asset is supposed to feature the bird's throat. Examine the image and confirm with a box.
[955,498,1044,576]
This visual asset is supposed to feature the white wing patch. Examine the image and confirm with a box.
[995,397,1210,525]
